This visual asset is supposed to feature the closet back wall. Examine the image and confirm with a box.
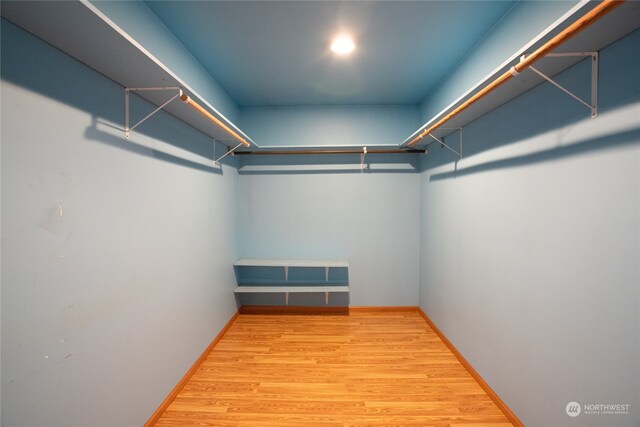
[238,170,420,307]
[241,105,419,147]
[237,100,421,307]
[1,20,240,427]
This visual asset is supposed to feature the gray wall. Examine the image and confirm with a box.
[418,29,640,427]
[1,20,240,426]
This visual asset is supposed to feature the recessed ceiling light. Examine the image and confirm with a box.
[330,35,355,55]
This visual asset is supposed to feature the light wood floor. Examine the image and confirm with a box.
[154,310,513,426]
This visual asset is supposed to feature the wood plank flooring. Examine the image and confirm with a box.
[154,310,513,426]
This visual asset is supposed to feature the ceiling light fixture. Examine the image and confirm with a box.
[330,35,355,55]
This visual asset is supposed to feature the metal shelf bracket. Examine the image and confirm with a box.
[523,52,599,118]
[213,139,243,165]
[428,127,463,159]
[124,87,182,139]
[360,147,367,172]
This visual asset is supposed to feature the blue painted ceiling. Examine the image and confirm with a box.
[145,1,516,107]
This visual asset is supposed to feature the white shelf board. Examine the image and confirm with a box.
[234,286,350,293]
[0,0,255,148]
[7,1,636,153]
[236,144,400,153]
[403,1,640,145]
[234,259,349,268]
[238,163,418,173]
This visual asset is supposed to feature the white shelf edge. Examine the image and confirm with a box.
[234,286,350,293]
[81,2,251,140]
[234,259,349,268]
[401,0,592,146]
[237,144,402,152]
[401,0,640,146]
[80,1,257,147]
[1,0,256,148]
[238,164,418,173]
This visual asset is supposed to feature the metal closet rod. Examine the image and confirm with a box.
[407,0,623,147]
[234,149,426,155]
[179,94,251,147]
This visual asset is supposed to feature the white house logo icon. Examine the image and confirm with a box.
[566,401,582,417]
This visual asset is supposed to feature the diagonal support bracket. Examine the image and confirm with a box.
[523,52,598,118]
[427,128,463,159]
[124,87,182,139]
[360,146,367,172]
[214,141,243,165]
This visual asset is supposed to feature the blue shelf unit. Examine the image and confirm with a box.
[233,259,350,306]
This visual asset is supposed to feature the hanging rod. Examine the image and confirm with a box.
[180,95,250,147]
[406,0,623,147]
[234,149,425,155]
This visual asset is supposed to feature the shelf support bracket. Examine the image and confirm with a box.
[427,133,462,159]
[214,142,243,165]
[124,87,182,139]
[360,147,367,172]
[523,52,598,118]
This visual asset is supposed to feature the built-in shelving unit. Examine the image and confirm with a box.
[2,0,639,158]
[1,0,255,149]
[233,259,350,305]
[402,0,640,149]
